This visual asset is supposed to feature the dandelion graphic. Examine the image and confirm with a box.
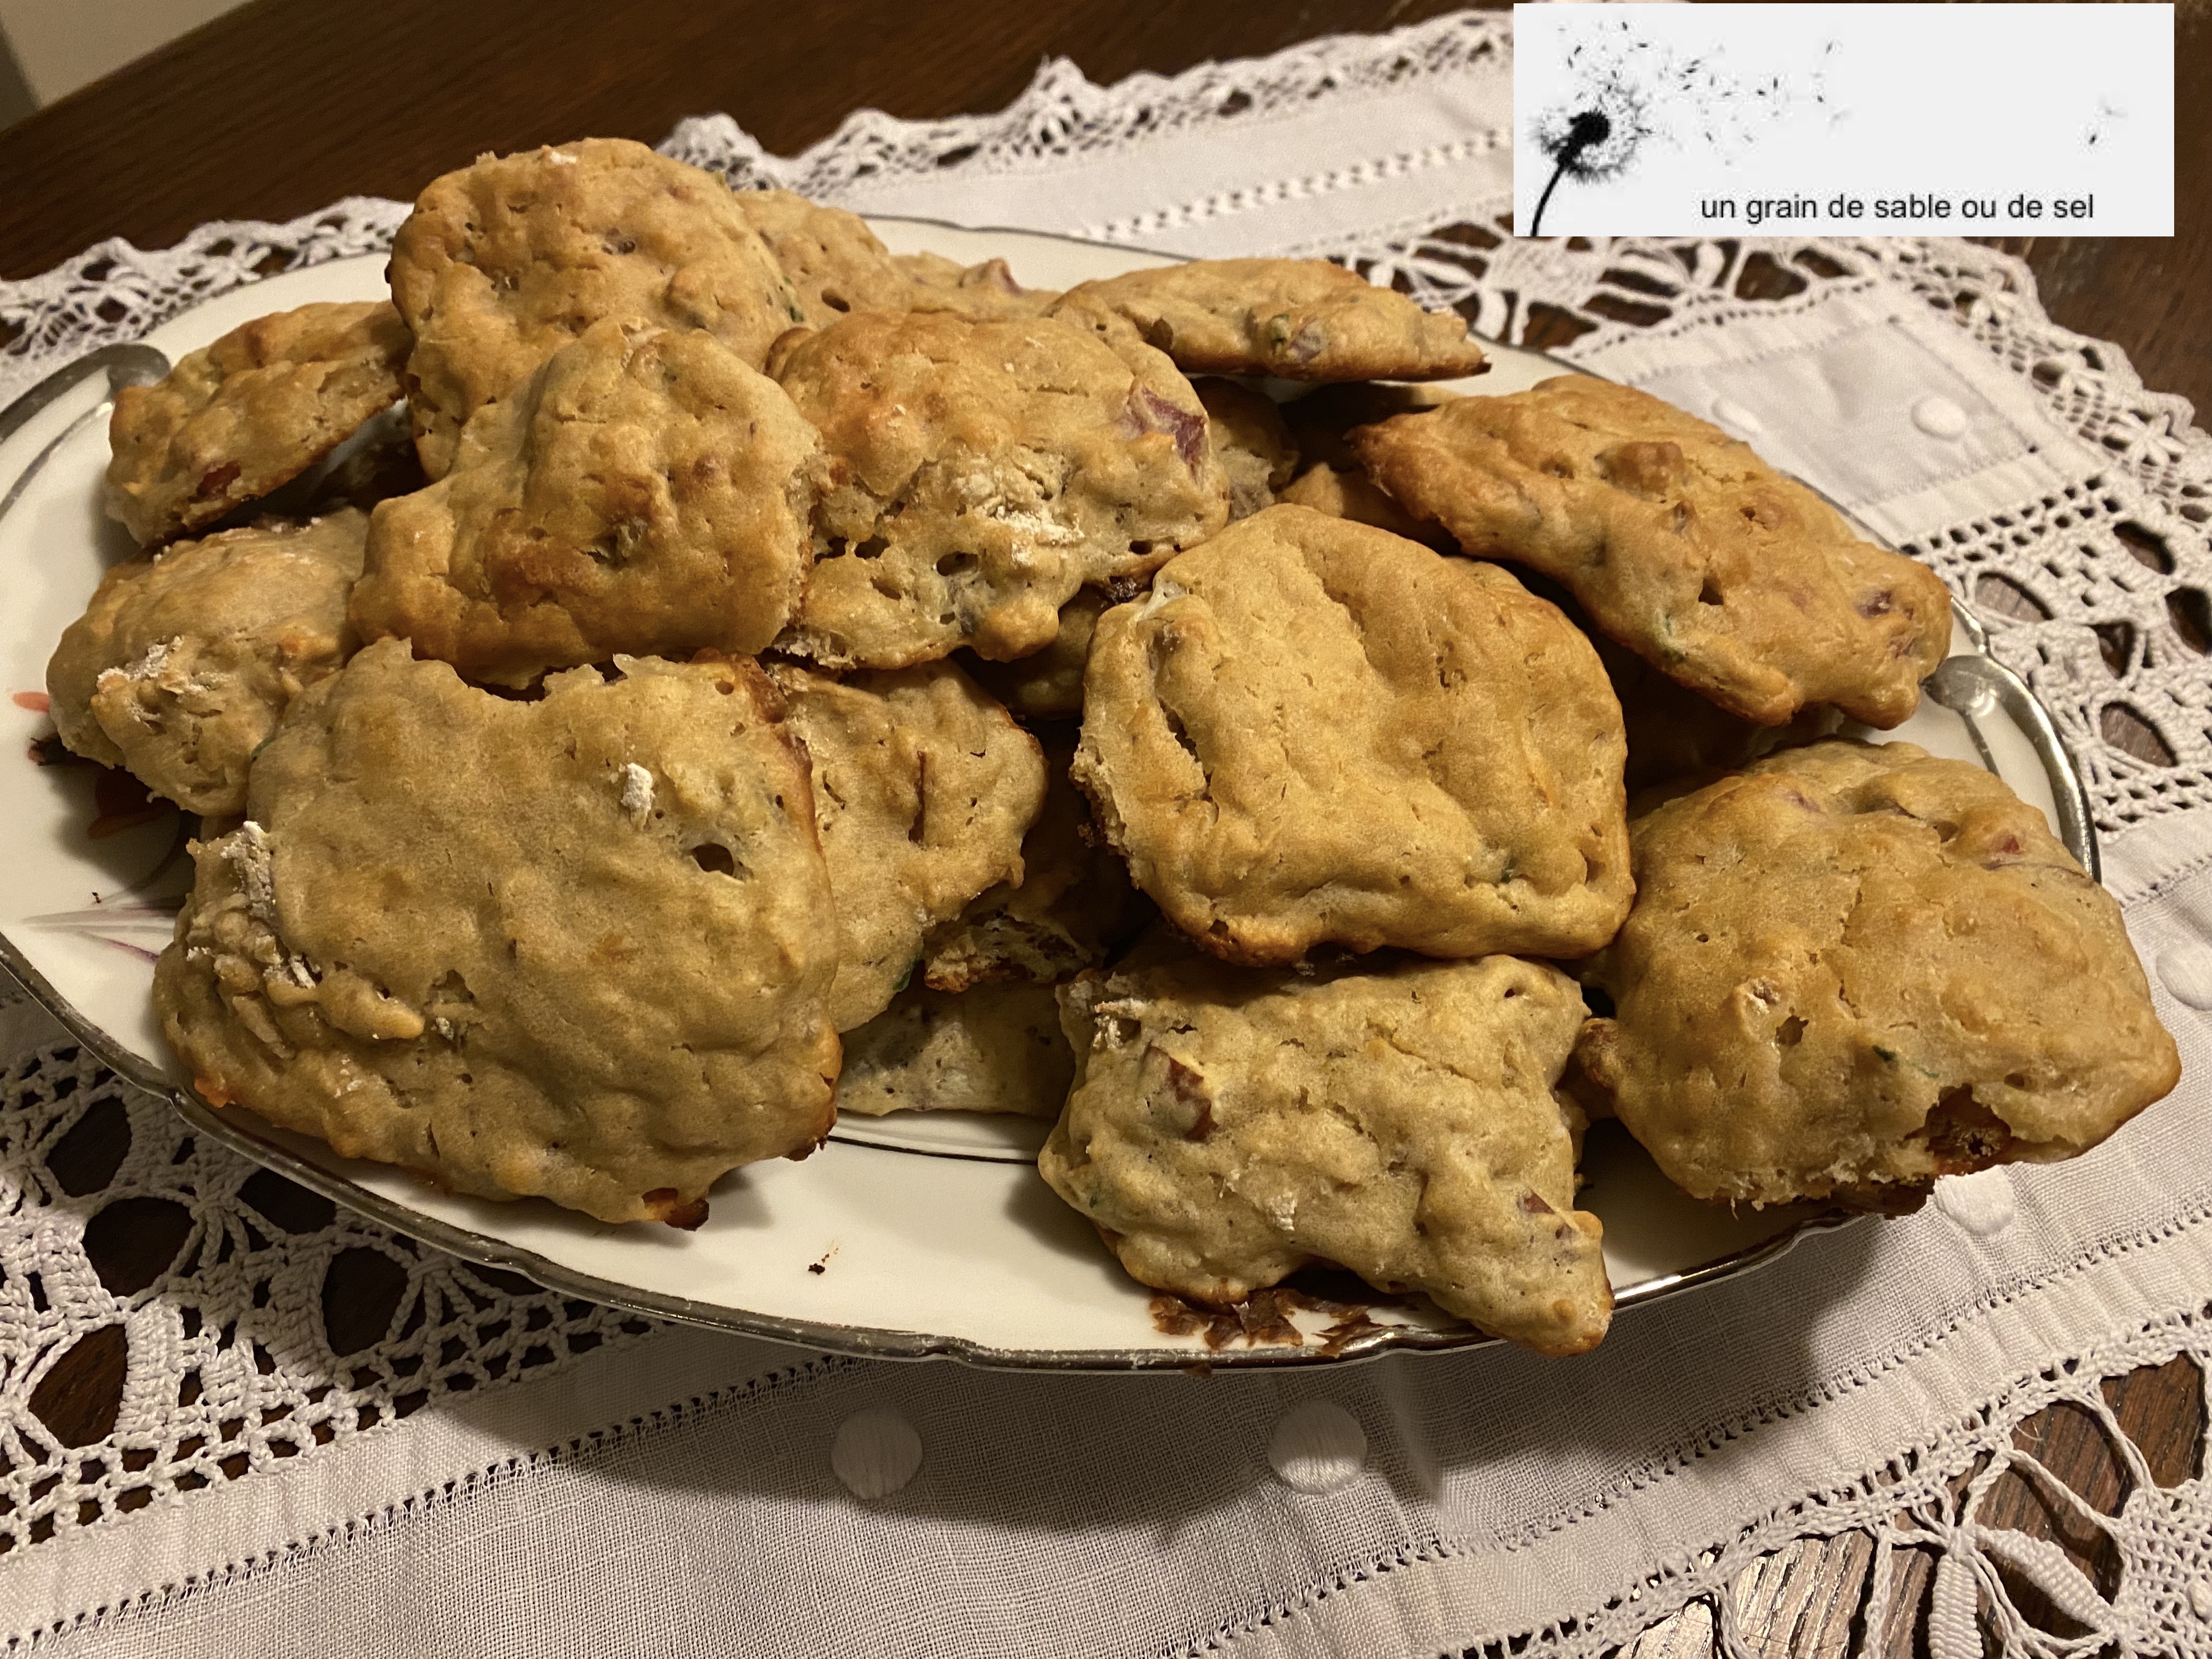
[1523,19,1831,235]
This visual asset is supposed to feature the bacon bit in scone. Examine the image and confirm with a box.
[1145,1045,1216,1141]
[1120,386,1209,471]
[645,1188,709,1230]
[193,461,242,502]
[11,691,49,713]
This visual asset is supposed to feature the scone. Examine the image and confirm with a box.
[922,727,1148,991]
[1194,379,1297,520]
[731,189,913,326]
[1074,504,1632,964]
[1577,740,2181,1206]
[895,251,1060,320]
[768,662,1046,1031]
[351,319,822,686]
[105,301,410,546]
[1051,258,1487,381]
[837,980,1072,1118]
[47,510,367,815]
[1352,376,1952,727]
[1041,952,1610,1356]
[154,641,840,1226]
[390,139,802,477]
[770,310,1228,668]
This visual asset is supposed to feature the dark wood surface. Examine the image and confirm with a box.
[0,2,2204,1652]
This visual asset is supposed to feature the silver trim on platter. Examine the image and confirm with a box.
[0,226,2101,1372]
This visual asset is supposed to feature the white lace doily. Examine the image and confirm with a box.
[0,14,2206,1656]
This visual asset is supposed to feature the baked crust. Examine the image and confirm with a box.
[390,139,801,477]
[771,310,1227,669]
[105,301,409,546]
[1577,740,2182,1206]
[153,641,840,1225]
[1352,376,1953,726]
[1041,952,1610,1356]
[1052,258,1487,381]
[769,661,1046,1031]
[1073,504,1632,964]
[837,980,1072,1118]
[47,511,367,814]
[351,319,821,686]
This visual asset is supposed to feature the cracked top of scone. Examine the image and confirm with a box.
[1577,740,2180,1207]
[47,510,367,815]
[390,139,803,477]
[351,319,822,687]
[731,189,916,326]
[1040,952,1611,1356]
[922,726,1148,992]
[768,661,1046,1031]
[837,980,1072,1118]
[105,301,410,546]
[1050,258,1487,381]
[1073,504,1632,965]
[1352,376,1953,728]
[769,310,1229,669]
[153,640,839,1226]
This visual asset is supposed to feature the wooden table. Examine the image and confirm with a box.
[0,3,2203,1654]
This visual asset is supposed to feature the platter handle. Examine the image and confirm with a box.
[0,343,169,521]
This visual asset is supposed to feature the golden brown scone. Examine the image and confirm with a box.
[1052,258,1486,381]
[923,726,1149,991]
[960,586,1122,721]
[352,319,821,687]
[105,302,409,546]
[894,251,1060,319]
[731,189,915,326]
[154,641,839,1226]
[1278,461,1449,549]
[1578,740,2181,1207]
[1282,381,1460,471]
[390,139,802,477]
[771,311,1227,669]
[47,511,367,814]
[1194,379,1297,520]
[769,662,1047,1031]
[1074,504,1632,965]
[1353,376,1952,728]
[837,980,1072,1117]
[1041,952,1610,1356]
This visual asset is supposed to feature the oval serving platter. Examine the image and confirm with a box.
[0,221,2095,1370]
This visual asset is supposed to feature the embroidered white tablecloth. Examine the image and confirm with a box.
[0,14,2207,1655]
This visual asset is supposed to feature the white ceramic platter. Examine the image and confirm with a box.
[0,222,2096,1369]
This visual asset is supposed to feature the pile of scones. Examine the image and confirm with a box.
[44,139,2180,1358]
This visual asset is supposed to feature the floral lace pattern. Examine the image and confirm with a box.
[0,13,2205,1654]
